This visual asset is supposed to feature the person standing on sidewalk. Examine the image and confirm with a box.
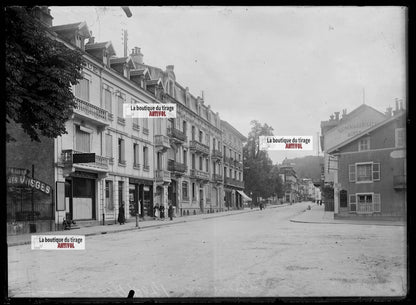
[160,204,165,220]
[168,204,174,221]
[118,202,126,225]
[154,205,160,220]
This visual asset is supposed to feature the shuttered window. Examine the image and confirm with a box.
[118,138,125,163]
[75,78,89,101]
[372,163,380,181]
[104,89,112,113]
[143,146,149,167]
[133,144,140,167]
[75,125,90,152]
[373,193,381,212]
[105,134,113,158]
[117,95,124,118]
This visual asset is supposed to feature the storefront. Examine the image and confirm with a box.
[128,178,153,218]
[7,167,54,235]
[64,171,97,221]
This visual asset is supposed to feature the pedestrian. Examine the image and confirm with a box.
[168,204,174,221]
[160,204,165,220]
[154,205,159,220]
[118,202,126,225]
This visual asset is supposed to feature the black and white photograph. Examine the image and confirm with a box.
[5,6,407,300]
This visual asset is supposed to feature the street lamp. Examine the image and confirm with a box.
[250,191,253,209]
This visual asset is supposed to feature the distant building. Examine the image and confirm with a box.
[327,103,406,219]
[279,160,299,203]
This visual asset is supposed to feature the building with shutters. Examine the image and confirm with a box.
[7,7,248,234]
[326,103,406,219]
[221,120,247,210]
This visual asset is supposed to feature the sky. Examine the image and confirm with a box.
[50,6,406,164]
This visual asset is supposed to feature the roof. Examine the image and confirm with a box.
[220,120,247,141]
[50,21,90,37]
[328,110,405,154]
[85,41,116,56]
[109,56,135,69]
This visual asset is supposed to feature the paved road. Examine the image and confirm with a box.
[8,202,406,298]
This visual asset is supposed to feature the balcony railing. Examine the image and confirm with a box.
[61,149,109,170]
[393,175,406,189]
[211,149,223,160]
[168,160,187,174]
[73,97,110,126]
[154,135,170,150]
[155,170,171,183]
[189,140,210,155]
[190,169,210,180]
[224,177,244,188]
[167,127,187,143]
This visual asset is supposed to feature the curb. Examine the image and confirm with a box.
[8,205,289,247]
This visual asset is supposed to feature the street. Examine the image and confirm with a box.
[8,202,407,298]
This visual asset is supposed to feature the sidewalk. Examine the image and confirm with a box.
[7,204,289,247]
[290,204,405,226]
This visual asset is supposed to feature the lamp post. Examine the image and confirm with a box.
[250,191,253,209]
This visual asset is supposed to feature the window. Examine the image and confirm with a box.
[142,118,149,134]
[395,128,405,148]
[183,120,187,135]
[75,78,89,101]
[192,183,196,199]
[133,143,139,167]
[104,88,112,113]
[143,146,149,168]
[118,138,125,164]
[75,125,90,152]
[357,163,371,182]
[118,181,124,206]
[373,193,381,212]
[182,182,189,200]
[199,130,203,142]
[192,126,196,141]
[105,134,113,159]
[105,181,114,210]
[224,167,227,177]
[192,153,195,169]
[199,156,203,171]
[350,162,380,183]
[117,95,124,119]
[183,149,187,165]
[358,137,370,151]
[206,159,209,172]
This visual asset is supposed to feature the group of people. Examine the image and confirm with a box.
[118,201,175,225]
[154,204,174,221]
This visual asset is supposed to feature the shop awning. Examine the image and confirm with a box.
[237,190,252,201]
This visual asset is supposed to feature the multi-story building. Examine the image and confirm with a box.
[221,120,246,210]
[279,161,299,203]
[327,103,406,219]
[6,8,248,234]
[320,104,387,212]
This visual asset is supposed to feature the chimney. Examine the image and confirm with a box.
[393,98,399,115]
[166,65,174,72]
[342,109,347,119]
[130,47,144,65]
[399,100,404,111]
[87,34,95,44]
[385,106,392,117]
[330,114,334,121]
[334,112,340,121]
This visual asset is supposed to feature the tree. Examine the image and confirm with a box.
[5,6,85,142]
[243,121,280,205]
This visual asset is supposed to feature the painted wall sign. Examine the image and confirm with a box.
[73,153,96,163]
[7,175,51,194]
[390,150,406,159]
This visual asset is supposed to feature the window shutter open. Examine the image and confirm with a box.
[349,164,356,182]
[349,194,356,212]
[373,193,381,212]
[373,163,380,181]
